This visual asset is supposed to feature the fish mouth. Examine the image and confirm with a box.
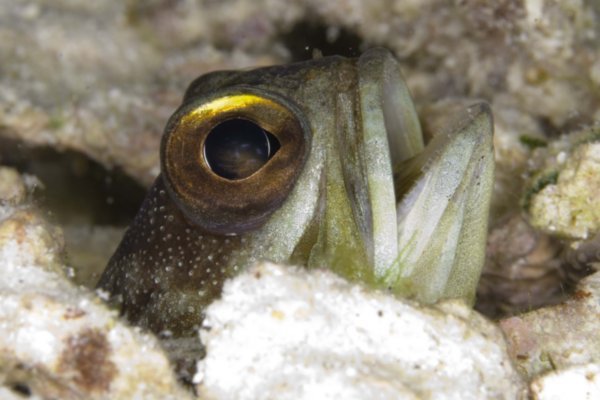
[337,48,425,277]
[340,48,494,304]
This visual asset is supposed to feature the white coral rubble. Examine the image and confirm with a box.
[196,262,524,400]
[0,191,191,399]
[529,142,600,240]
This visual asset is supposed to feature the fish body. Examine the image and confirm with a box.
[98,48,494,374]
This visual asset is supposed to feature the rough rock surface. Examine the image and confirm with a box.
[196,262,524,400]
[481,126,600,316]
[476,213,566,318]
[0,174,191,399]
[0,168,27,205]
[500,267,600,380]
[527,137,600,241]
[529,363,600,399]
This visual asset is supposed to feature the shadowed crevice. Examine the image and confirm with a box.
[281,19,364,61]
[0,136,146,226]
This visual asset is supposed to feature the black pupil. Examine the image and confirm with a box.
[204,118,280,180]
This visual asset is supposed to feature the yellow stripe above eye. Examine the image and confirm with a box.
[181,94,283,124]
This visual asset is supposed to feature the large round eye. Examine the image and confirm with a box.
[161,92,309,235]
[203,118,281,180]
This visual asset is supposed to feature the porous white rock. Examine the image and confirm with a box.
[0,200,191,399]
[530,363,600,400]
[0,167,27,204]
[529,141,600,240]
[501,268,600,380]
[196,262,524,399]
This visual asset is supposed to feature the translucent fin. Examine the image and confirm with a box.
[386,103,494,304]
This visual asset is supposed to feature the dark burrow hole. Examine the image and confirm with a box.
[11,382,31,397]
[0,137,147,287]
[0,137,146,226]
[281,19,365,61]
